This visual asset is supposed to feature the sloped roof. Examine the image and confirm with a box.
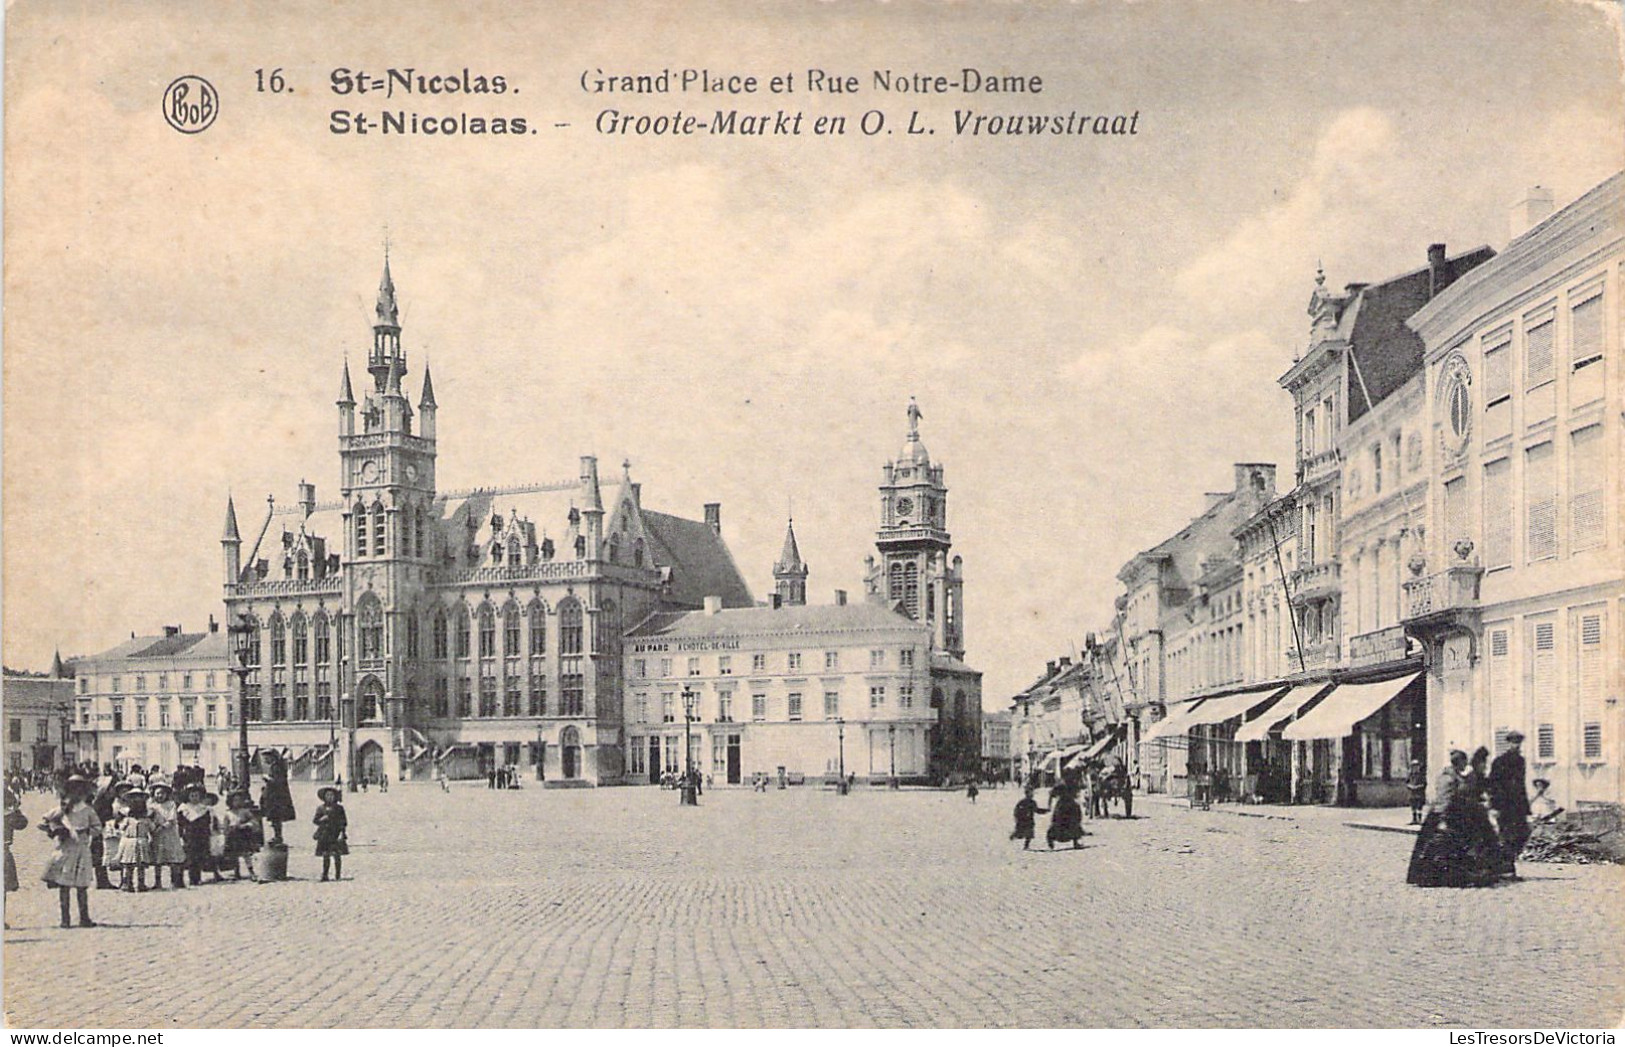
[83,630,229,665]
[640,510,754,609]
[628,600,919,640]
[1345,246,1495,422]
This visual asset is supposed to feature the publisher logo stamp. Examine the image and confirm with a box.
[163,75,219,134]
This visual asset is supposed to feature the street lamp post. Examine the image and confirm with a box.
[680,685,698,806]
[227,615,255,793]
[888,722,898,789]
[836,717,847,795]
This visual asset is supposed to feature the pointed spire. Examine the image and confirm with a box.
[222,494,242,543]
[50,650,65,679]
[338,359,356,406]
[580,456,603,512]
[777,517,804,569]
[376,251,400,328]
[419,361,437,407]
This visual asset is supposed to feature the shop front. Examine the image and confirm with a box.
[1281,671,1425,807]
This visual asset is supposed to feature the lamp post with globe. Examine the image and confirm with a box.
[680,686,699,806]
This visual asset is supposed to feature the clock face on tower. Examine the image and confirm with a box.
[895,496,914,519]
[359,459,379,483]
[406,463,419,482]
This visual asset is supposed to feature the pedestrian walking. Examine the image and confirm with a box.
[42,776,102,926]
[1046,775,1087,850]
[1405,759,1427,825]
[1010,786,1047,850]
[148,781,187,889]
[966,780,980,803]
[312,786,349,882]
[1487,731,1531,880]
[1407,749,1498,888]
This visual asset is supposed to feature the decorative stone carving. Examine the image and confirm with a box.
[1453,538,1475,563]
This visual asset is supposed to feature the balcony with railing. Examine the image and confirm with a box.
[1402,542,1485,656]
[1289,559,1340,603]
[1284,639,1340,672]
[1301,448,1340,485]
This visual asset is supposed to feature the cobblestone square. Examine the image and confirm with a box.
[5,782,1622,1028]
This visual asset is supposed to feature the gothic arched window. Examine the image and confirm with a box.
[433,609,449,660]
[508,535,522,566]
[269,614,287,666]
[414,507,427,560]
[558,598,583,656]
[503,601,522,656]
[296,551,310,581]
[312,613,330,664]
[889,562,904,605]
[354,501,368,557]
[633,538,645,567]
[903,564,920,619]
[291,614,308,665]
[528,598,546,657]
[478,605,496,659]
[454,606,471,659]
[607,535,620,564]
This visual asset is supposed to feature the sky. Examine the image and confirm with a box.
[4,0,1622,708]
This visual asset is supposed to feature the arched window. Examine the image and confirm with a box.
[540,537,555,561]
[354,502,368,556]
[358,677,384,724]
[607,535,620,564]
[454,606,471,659]
[503,602,522,656]
[558,598,583,656]
[633,538,645,568]
[598,599,619,657]
[269,614,287,666]
[406,611,420,659]
[291,614,308,665]
[433,609,449,660]
[358,594,384,665]
[296,552,310,581]
[508,535,521,566]
[889,562,904,605]
[401,503,414,559]
[492,541,505,566]
[528,599,546,657]
[478,605,496,659]
[574,535,587,559]
[371,501,387,557]
[414,508,426,560]
[312,613,330,664]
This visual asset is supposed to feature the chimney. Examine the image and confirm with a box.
[208,615,219,633]
[1046,660,1057,676]
[834,589,847,606]
[1059,656,1072,668]
[1236,463,1277,499]
[298,479,317,518]
[703,503,721,535]
[1509,186,1555,241]
[703,595,722,616]
[1427,243,1448,297]
[164,625,180,638]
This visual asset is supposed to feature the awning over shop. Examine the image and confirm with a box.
[1182,685,1290,730]
[1040,744,1087,770]
[1064,727,1125,769]
[1141,700,1209,742]
[1282,673,1422,741]
[1234,682,1333,742]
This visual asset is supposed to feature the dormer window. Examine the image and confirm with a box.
[492,542,505,566]
[541,538,555,561]
[507,536,521,565]
[296,552,310,581]
[574,535,587,559]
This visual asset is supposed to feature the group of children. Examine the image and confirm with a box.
[3,773,351,930]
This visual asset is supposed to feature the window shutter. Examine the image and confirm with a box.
[1526,317,1555,388]
[1484,342,1512,403]
[1570,425,1605,553]
[1483,459,1512,569]
[1571,294,1603,367]
[1525,442,1556,561]
[1578,612,1604,760]
[1488,627,1513,747]
[1444,476,1468,545]
[1531,620,1557,760]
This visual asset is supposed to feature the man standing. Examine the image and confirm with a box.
[1487,731,1531,879]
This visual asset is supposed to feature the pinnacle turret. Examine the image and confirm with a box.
[222,494,242,542]
[338,360,355,406]
[419,362,437,408]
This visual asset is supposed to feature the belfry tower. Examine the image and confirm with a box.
[773,517,808,607]
[869,398,965,659]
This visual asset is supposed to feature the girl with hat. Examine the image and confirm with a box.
[148,781,187,890]
[221,790,262,881]
[205,793,227,881]
[312,786,348,882]
[41,775,101,926]
[113,787,154,892]
[5,785,27,929]
[177,785,213,886]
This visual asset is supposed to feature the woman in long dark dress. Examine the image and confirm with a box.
[1407,750,1497,887]
[1046,776,1086,850]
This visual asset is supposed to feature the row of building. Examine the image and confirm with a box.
[1012,175,1623,813]
[12,259,983,788]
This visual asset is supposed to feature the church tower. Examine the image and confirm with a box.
[337,254,439,732]
[871,398,965,659]
[773,517,808,607]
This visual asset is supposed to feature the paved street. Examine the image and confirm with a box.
[5,782,1622,1028]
